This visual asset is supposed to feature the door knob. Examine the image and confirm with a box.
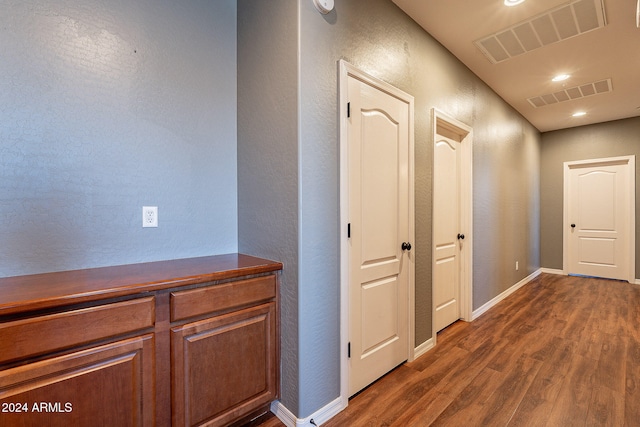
[401,242,412,251]
[457,233,465,240]
[571,224,576,228]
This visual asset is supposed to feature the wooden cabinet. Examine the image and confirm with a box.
[0,254,281,427]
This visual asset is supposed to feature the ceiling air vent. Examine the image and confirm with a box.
[527,78,612,108]
[475,0,607,63]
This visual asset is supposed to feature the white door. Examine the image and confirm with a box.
[564,157,635,281]
[347,71,413,396]
[433,133,462,332]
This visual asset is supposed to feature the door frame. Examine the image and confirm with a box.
[431,108,473,345]
[339,60,415,407]
[562,155,636,281]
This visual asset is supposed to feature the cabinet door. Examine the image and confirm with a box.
[0,334,154,427]
[171,302,277,427]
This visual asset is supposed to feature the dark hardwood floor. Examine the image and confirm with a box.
[255,273,640,426]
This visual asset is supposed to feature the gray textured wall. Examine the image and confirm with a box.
[237,0,301,415]
[294,0,541,417]
[472,100,541,307]
[237,0,541,418]
[540,117,640,277]
[0,0,238,277]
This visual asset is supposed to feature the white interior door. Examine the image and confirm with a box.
[433,133,462,332]
[346,70,413,396]
[430,109,472,343]
[564,157,635,281]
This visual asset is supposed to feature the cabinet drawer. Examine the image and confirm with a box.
[0,297,155,364]
[170,275,276,322]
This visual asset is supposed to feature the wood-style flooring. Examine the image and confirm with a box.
[254,273,640,426]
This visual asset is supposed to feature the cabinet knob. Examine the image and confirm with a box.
[457,233,465,240]
[401,242,412,251]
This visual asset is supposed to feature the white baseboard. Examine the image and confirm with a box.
[541,268,640,284]
[271,396,346,427]
[472,269,542,320]
[413,337,435,359]
[540,267,565,275]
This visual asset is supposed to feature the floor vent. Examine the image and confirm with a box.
[527,78,612,108]
[475,0,607,63]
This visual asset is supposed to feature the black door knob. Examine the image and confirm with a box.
[401,242,412,251]
[457,233,465,240]
[571,224,576,228]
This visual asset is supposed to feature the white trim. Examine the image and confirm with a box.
[472,269,541,320]
[271,397,345,427]
[408,94,416,364]
[540,267,565,275]
[338,60,350,422]
[563,155,636,282]
[431,108,473,345]
[413,337,435,360]
[338,59,416,402]
[541,267,640,283]
[271,401,297,427]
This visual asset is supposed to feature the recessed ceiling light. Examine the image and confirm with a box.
[504,0,525,6]
[552,74,570,82]
[572,111,586,117]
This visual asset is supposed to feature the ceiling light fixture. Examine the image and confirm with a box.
[504,0,525,6]
[552,74,570,82]
[572,111,587,117]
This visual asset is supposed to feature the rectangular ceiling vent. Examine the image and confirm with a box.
[527,78,612,108]
[474,0,607,64]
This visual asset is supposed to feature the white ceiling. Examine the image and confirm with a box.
[391,0,640,132]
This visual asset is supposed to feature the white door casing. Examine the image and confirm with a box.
[563,156,635,282]
[431,109,473,341]
[339,60,415,399]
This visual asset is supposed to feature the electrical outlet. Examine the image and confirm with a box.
[516,261,519,271]
[142,206,158,228]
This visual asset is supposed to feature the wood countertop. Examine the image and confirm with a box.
[0,253,282,317]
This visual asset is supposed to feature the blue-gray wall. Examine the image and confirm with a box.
[237,0,301,415]
[0,0,238,277]
[239,0,541,419]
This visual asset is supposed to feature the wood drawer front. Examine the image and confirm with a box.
[170,275,276,321]
[0,334,155,427]
[0,297,155,364]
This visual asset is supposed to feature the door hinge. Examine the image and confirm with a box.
[348,342,351,358]
[347,223,351,238]
[347,102,351,118]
